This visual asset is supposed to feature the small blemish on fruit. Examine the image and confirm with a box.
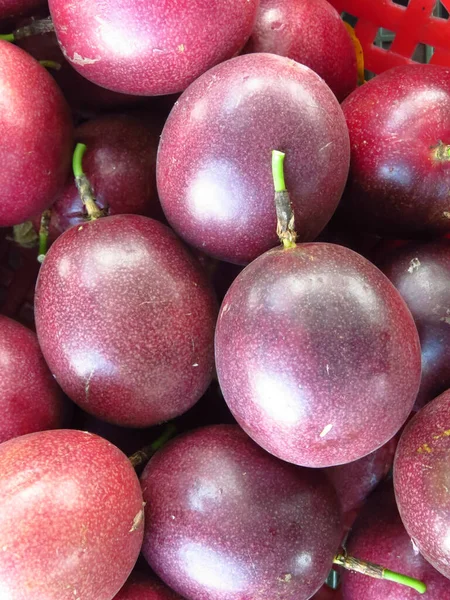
[319,424,333,438]
[407,258,421,273]
[129,508,144,532]
[178,44,185,52]
[443,211,450,219]
[278,573,292,583]
[417,443,432,454]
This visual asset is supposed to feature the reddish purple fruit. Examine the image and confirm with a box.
[342,482,450,599]
[35,215,217,427]
[244,0,357,101]
[158,53,350,264]
[378,239,450,410]
[394,389,450,580]
[0,316,65,443]
[340,64,450,237]
[37,114,163,243]
[141,425,342,600]
[0,0,45,18]
[48,0,259,96]
[325,436,397,524]
[312,585,342,600]
[215,243,421,467]
[114,571,183,599]
[0,429,144,600]
[0,41,72,227]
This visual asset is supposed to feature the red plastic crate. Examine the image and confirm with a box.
[328,0,450,74]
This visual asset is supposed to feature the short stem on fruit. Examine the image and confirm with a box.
[72,143,103,221]
[39,60,62,71]
[433,140,450,162]
[37,209,51,263]
[129,423,177,469]
[0,33,15,42]
[271,150,297,249]
[13,17,55,40]
[333,553,427,594]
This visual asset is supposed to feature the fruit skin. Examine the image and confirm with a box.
[244,0,357,102]
[35,114,163,243]
[312,584,342,600]
[378,239,450,410]
[141,425,342,600]
[340,64,450,238]
[341,481,450,599]
[113,571,183,599]
[0,41,73,227]
[158,53,350,265]
[0,0,45,19]
[35,215,217,427]
[0,316,65,443]
[48,0,259,96]
[394,389,450,580]
[0,429,144,600]
[215,243,421,468]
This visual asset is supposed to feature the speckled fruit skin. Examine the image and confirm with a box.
[114,571,183,599]
[36,114,163,243]
[394,389,450,580]
[0,316,65,444]
[141,425,342,600]
[157,53,350,265]
[0,0,45,18]
[215,243,422,468]
[378,239,450,410]
[312,585,342,600]
[325,436,397,523]
[244,0,357,102]
[340,64,450,237]
[0,429,144,600]
[35,215,217,427]
[48,0,259,96]
[342,482,450,599]
[0,41,72,227]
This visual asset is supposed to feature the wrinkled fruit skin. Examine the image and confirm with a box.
[35,215,217,427]
[0,429,144,600]
[0,41,73,227]
[158,53,350,265]
[244,0,357,101]
[394,389,450,580]
[340,64,450,237]
[0,316,65,443]
[215,243,421,468]
[0,0,45,18]
[48,0,259,95]
[37,114,163,243]
[378,239,450,410]
[342,481,450,599]
[141,425,342,600]
[113,571,183,599]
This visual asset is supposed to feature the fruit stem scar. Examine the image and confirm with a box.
[432,140,450,162]
[72,143,103,221]
[272,150,297,249]
[334,553,427,594]
[128,422,177,468]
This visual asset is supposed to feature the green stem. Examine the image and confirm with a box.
[0,33,15,42]
[272,150,287,192]
[334,554,426,594]
[129,423,177,469]
[37,210,51,263]
[39,60,61,71]
[73,143,87,179]
[72,143,103,220]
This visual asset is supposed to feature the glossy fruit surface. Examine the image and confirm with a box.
[0,41,72,227]
[113,571,183,599]
[158,53,349,264]
[340,64,450,237]
[141,425,342,600]
[35,215,217,427]
[378,239,450,409]
[342,481,450,599]
[0,429,144,600]
[216,243,421,467]
[48,0,259,95]
[0,316,65,443]
[394,389,450,580]
[245,0,357,101]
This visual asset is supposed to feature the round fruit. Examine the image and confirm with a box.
[342,481,450,599]
[0,41,72,227]
[113,571,183,599]
[48,0,259,95]
[215,242,421,467]
[244,0,357,101]
[141,425,342,600]
[35,215,217,427]
[158,53,350,264]
[0,429,144,600]
[340,64,450,237]
[394,389,450,580]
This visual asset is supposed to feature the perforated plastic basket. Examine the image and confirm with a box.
[328,0,450,75]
